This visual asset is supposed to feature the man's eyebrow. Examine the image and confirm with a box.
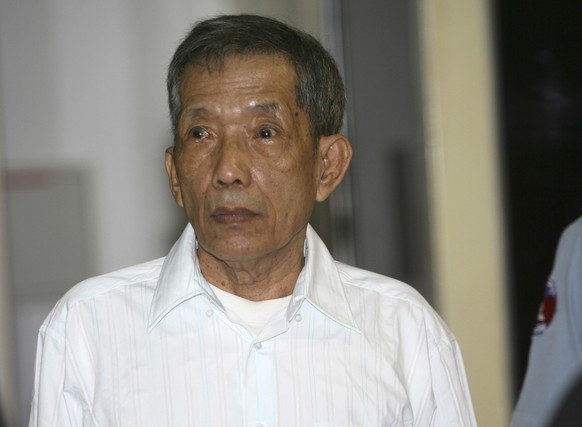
[182,102,286,120]
[183,107,212,120]
[246,101,283,115]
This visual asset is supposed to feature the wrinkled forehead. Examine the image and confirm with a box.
[179,53,300,106]
[193,51,296,77]
[177,54,304,122]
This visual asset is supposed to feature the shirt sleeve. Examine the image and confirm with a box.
[396,301,478,426]
[429,335,479,426]
[28,306,85,426]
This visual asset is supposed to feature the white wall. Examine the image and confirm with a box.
[0,1,328,425]
[1,1,225,274]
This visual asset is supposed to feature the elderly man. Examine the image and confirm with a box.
[30,15,477,426]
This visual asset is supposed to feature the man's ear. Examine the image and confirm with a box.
[316,134,353,202]
[165,146,184,207]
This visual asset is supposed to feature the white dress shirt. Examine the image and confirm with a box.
[29,224,477,426]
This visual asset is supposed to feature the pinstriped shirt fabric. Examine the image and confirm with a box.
[29,225,477,426]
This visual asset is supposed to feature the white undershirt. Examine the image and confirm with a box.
[209,283,292,335]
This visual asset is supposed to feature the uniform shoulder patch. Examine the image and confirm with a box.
[533,278,557,336]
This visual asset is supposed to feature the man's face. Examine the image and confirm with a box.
[166,54,322,265]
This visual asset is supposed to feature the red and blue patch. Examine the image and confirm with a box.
[533,278,557,336]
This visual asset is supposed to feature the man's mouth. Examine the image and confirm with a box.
[210,207,258,224]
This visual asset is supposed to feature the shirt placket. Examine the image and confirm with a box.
[244,337,276,427]
[244,310,294,427]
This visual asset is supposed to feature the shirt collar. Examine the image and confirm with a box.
[147,224,213,332]
[147,224,359,333]
[297,225,359,332]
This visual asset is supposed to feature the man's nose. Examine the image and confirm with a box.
[212,134,252,188]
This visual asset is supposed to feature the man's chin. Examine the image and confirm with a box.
[198,239,260,264]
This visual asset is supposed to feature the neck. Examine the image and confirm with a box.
[197,233,306,301]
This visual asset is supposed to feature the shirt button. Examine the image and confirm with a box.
[254,342,262,350]
[294,313,302,322]
[206,309,213,317]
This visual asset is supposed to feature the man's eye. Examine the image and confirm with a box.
[258,127,275,139]
[190,127,208,139]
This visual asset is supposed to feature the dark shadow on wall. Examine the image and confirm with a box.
[494,0,582,399]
